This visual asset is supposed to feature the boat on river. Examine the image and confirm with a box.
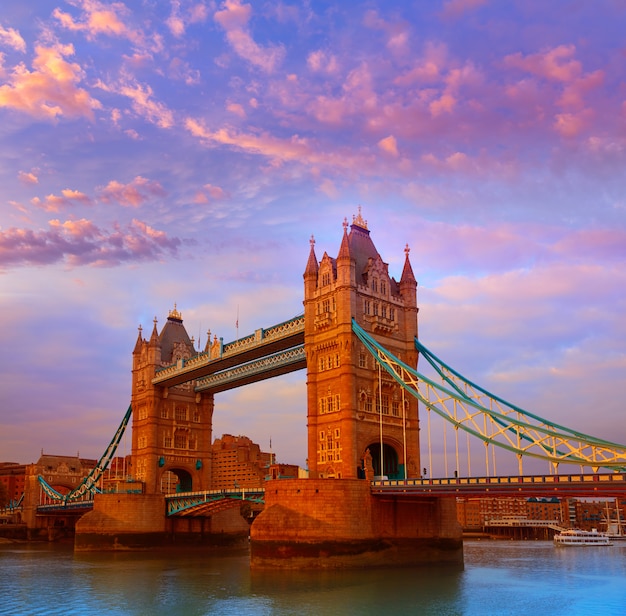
[553,528,612,547]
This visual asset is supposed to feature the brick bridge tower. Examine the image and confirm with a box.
[303,209,420,480]
[130,306,214,494]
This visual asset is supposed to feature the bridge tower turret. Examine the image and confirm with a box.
[130,306,214,494]
[303,210,420,480]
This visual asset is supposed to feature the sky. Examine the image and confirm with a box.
[0,0,625,476]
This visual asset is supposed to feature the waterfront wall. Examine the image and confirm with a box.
[250,478,463,568]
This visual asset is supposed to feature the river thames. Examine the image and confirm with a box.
[2,539,625,615]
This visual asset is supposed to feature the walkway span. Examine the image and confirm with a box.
[152,315,305,390]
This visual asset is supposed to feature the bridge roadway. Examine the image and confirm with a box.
[152,316,305,391]
[34,472,626,516]
[371,472,626,498]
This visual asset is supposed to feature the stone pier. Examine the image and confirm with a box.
[250,479,463,568]
[75,493,166,550]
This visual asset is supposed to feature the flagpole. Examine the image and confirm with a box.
[236,304,239,340]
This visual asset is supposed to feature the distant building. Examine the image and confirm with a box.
[211,434,273,490]
[456,495,626,533]
[527,496,564,523]
[457,496,566,530]
[26,454,97,503]
[267,463,300,480]
[0,462,26,507]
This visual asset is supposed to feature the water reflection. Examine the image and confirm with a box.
[2,540,625,616]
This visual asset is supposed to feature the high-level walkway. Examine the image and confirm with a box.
[152,315,304,391]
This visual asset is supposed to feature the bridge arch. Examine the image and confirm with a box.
[365,442,400,479]
[160,468,193,493]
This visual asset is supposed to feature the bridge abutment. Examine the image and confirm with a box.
[75,493,167,550]
[74,493,252,550]
[250,479,463,568]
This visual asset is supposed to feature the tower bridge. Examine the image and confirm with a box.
[28,209,626,567]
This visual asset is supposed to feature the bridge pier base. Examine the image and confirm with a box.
[75,493,167,551]
[250,479,463,569]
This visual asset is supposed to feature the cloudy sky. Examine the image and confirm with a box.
[1,0,625,475]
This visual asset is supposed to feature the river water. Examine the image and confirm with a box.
[2,539,625,615]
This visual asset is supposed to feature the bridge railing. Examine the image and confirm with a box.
[165,487,265,515]
[373,473,626,487]
[37,500,94,513]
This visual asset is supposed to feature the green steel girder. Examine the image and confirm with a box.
[38,404,132,504]
[352,319,626,472]
[166,489,265,516]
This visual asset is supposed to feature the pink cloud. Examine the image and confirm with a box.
[98,176,166,207]
[441,0,488,19]
[227,102,246,117]
[0,24,26,52]
[553,109,592,137]
[430,92,456,116]
[307,62,378,125]
[307,50,339,74]
[184,116,380,174]
[552,228,626,260]
[504,45,582,82]
[32,189,92,212]
[166,1,186,38]
[378,135,399,157]
[52,0,143,46]
[0,43,101,120]
[394,41,448,86]
[166,0,209,37]
[168,57,200,85]
[0,218,181,269]
[363,10,411,55]
[214,0,285,73]
[18,170,39,185]
[558,70,604,108]
[97,77,174,128]
[193,183,228,203]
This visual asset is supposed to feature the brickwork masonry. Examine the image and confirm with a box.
[250,479,463,568]
[75,493,166,550]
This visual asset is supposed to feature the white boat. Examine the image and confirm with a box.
[553,528,612,547]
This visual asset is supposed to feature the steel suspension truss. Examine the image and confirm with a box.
[166,488,265,516]
[352,319,626,473]
[38,404,133,503]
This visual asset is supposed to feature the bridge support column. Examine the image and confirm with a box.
[250,479,462,568]
[75,493,166,551]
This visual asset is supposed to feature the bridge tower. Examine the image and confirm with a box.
[303,210,420,480]
[130,306,214,494]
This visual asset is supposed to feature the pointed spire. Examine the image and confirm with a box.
[149,316,159,344]
[133,324,144,354]
[304,234,319,278]
[337,217,351,260]
[401,244,417,284]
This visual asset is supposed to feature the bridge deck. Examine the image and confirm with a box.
[153,317,304,388]
[372,473,626,497]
